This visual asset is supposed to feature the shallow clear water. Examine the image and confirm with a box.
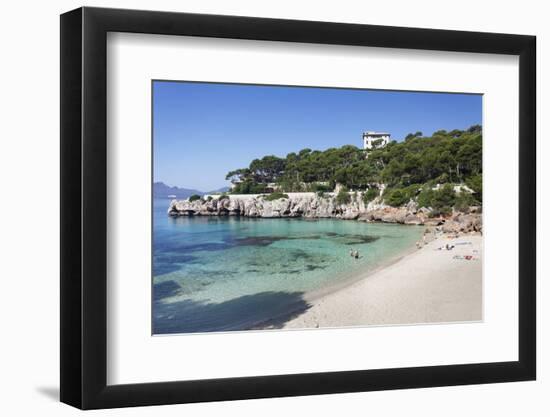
[153,198,423,334]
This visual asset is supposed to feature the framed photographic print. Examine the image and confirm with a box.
[60,7,536,409]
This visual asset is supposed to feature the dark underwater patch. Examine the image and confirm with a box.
[153,253,198,276]
[154,239,231,255]
[232,236,286,247]
[197,269,238,278]
[153,263,183,276]
[287,249,318,262]
[153,280,181,301]
[341,235,380,245]
[305,264,326,271]
[154,253,196,264]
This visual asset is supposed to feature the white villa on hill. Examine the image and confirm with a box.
[363,131,390,150]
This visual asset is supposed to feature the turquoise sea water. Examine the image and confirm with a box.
[153,198,423,334]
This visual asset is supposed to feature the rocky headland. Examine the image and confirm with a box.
[168,193,482,234]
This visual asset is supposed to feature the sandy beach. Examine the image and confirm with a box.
[283,234,483,329]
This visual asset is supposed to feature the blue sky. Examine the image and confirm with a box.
[153,81,482,191]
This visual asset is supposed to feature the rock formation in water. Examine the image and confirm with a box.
[167,193,482,233]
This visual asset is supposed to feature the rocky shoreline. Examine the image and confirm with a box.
[168,193,482,234]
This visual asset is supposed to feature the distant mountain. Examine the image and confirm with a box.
[153,182,202,199]
[153,182,230,199]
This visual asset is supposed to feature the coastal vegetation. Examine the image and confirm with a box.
[263,192,289,201]
[362,187,379,204]
[335,187,351,205]
[225,126,482,210]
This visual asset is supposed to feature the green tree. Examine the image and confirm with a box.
[468,124,482,134]
[224,125,482,203]
[381,159,405,185]
[249,155,286,183]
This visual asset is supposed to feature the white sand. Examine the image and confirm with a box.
[283,234,483,329]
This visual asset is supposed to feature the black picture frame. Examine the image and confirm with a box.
[60,6,536,410]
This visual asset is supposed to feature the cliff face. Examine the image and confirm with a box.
[167,193,482,232]
[170,193,364,220]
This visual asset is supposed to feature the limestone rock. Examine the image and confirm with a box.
[165,193,482,233]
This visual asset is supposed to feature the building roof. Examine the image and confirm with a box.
[363,131,390,136]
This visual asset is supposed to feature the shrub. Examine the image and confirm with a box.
[429,206,452,217]
[431,184,456,209]
[218,194,230,201]
[384,188,408,207]
[311,183,332,193]
[335,188,351,205]
[435,172,449,184]
[206,196,213,202]
[231,180,266,194]
[277,179,304,192]
[188,194,201,202]
[316,190,326,198]
[363,187,378,204]
[402,183,422,200]
[416,187,434,208]
[454,191,476,213]
[417,184,456,211]
[264,192,289,201]
[465,174,482,203]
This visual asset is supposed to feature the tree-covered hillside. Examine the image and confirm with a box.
[226,126,482,211]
